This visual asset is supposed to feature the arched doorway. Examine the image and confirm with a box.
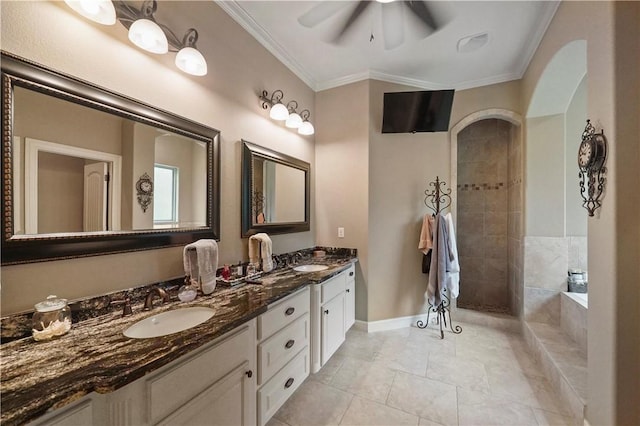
[450,110,523,315]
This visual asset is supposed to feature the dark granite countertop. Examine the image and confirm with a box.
[0,254,356,425]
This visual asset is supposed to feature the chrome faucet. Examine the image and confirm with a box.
[144,287,170,310]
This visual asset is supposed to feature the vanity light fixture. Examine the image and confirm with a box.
[285,101,303,129]
[298,110,315,136]
[260,89,315,136]
[64,0,208,76]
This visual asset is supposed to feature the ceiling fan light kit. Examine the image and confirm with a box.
[64,0,208,76]
[260,90,315,136]
[298,0,443,50]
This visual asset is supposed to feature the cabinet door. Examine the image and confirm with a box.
[321,293,345,365]
[157,362,253,426]
[345,279,355,331]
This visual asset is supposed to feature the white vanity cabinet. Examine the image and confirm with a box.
[256,287,310,426]
[345,266,356,331]
[311,263,355,373]
[30,320,257,426]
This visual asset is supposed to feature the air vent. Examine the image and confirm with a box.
[457,32,489,53]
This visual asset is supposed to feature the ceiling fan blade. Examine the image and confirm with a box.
[405,0,441,32]
[298,2,350,28]
[334,1,372,43]
[382,2,405,50]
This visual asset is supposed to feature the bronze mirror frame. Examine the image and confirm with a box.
[241,140,310,237]
[1,52,221,265]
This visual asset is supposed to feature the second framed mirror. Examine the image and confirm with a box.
[241,140,310,237]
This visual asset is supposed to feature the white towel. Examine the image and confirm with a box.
[249,233,274,272]
[444,212,460,298]
[183,239,218,290]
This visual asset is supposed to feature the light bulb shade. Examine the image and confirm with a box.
[285,112,303,129]
[128,19,168,54]
[298,121,315,135]
[65,0,116,25]
[269,103,289,121]
[175,47,208,76]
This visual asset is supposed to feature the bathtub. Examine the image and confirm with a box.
[561,292,587,354]
[563,291,588,309]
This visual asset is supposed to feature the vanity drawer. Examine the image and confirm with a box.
[258,313,309,385]
[345,264,355,283]
[258,287,309,341]
[321,273,346,304]
[258,347,310,426]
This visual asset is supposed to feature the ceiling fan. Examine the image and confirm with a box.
[297,0,445,50]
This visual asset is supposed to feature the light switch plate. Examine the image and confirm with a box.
[338,227,344,238]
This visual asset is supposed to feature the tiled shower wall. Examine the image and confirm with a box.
[456,119,515,313]
[507,123,524,317]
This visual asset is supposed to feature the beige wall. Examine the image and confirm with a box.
[367,79,522,322]
[315,80,369,321]
[525,114,565,237]
[565,77,588,237]
[1,1,315,314]
[521,1,640,424]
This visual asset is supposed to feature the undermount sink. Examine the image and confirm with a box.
[123,307,215,339]
[293,264,329,273]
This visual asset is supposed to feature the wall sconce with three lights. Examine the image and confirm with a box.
[64,0,207,76]
[260,90,315,136]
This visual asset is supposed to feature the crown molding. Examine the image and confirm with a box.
[216,0,318,90]
[217,0,559,93]
[515,0,561,79]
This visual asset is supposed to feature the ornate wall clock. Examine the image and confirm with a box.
[136,172,154,213]
[578,119,607,216]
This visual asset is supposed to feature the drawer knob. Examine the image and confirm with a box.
[346,289,350,293]
[349,272,354,276]
[324,309,329,314]
[285,339,295,349]
[285,307,295,316]
[245,370,253,378]
[285,378,295,389]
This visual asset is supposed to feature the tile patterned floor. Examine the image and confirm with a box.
[268,323,577,426]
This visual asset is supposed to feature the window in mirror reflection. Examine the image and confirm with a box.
[154,164,178,226]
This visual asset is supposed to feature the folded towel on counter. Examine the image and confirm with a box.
[183,239,219,292]
[249,233,274,272]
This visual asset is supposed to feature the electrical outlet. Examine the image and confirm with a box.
[338,227,345,238]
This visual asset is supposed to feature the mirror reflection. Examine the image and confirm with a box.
[13,87,207,235]
[252,157,306,225]
[241,140,310,237]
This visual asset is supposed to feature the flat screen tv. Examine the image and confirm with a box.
[382,90,455,133]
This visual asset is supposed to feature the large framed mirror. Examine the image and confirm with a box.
[1,52,220,264]
[241,140,310,237]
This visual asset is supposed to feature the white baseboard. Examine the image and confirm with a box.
[354,313,433,333]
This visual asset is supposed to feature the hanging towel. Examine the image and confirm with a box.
[418,214,435,254]
[425,214,441,306]
[419,213,435,274]
[249,233,274,272]
[183,239,218,291]
[444,212,460,298]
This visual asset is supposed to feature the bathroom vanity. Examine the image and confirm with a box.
[0,254,357,426]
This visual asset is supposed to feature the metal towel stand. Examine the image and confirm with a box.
[416,176,462,339]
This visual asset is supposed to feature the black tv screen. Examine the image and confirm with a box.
[382,90,455,133]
